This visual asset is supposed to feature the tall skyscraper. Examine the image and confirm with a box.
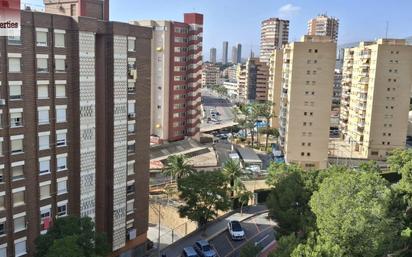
[231,46,238,64]
[222,41,228,64]
[236,43,242,63]
[277,35,336,169]
[132,13,203,142]
[210,47,217,63]
[0,3,151,256]
[307,14,339,42]
[260,18,289,63]
[340,39,412,159]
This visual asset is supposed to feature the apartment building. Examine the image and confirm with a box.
[236,64,247,103]
[279,35,336,169]
[222,65,237,82]
[307,14,339,42]
[132,13,203,142]
[201,63,220,87]
[260,18,289,63]
[340,39,412,159]
[339,48,355,137]
[0,2,151,256]
[209,47,216,63]
[222,41,228,64]
[267,50,283,128]
[244,58,269,102]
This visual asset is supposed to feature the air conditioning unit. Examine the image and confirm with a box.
[128,113,136,119]
[0,99,5,106]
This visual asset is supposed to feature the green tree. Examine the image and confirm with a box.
[291,233,344,257]
[254,101,275,150]
[238,190,253,215]
[222,159,244,197]
[358,160,381,173]
[35,216,109,257]
[163,154,195,182]
[239,242,261,257]
[178,171,231,228]
[269,233,301,257]
[309,171,400,257]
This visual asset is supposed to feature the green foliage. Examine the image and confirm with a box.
[269,233,301,257]
[163,154,195,180]
[239,242,261,257]
[358,160,381,173]
[35,216,109,257]
[222,159,244,196]
[309,171,400,257]
[177,171,231,227]
[291,233,344,257]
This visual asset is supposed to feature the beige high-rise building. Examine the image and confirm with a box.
[260,18,289,63]
[307,14,339,42]
[340,39,412,159]
[279,35,336,169]
[267,50,283,128]
[236,64,248,102]
[202,63,221,87]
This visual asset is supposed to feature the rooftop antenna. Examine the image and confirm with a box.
[385,21,389,39]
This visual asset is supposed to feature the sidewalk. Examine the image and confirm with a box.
[158,205,268,257]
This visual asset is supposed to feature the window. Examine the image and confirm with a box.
[38,108,49,124]
[12,188,25,207]
[40,207,51,229]
[0,245,5,257]
[14,214,26,232]
[55,56,66,72]
[38,84,49,99]
[0,221,5,237]
[37,56,48,73]
[40,183,51,200]
[8,35,21,45]
[127,183,135,195]
[57,155,67,171]
[39,133,50,150]
[128,123,135,133]
[10,111,23,127]
[14,238,27,257]
[8,56,21,73]
[128,82,135,94]
[0,166,3,183]
[128,37,135,52]
[56,106,67,123]
[56,84,66,98]
[57,179,67,195]
[56,131,67,147]
[39,158,50,175]
[54,30,65,48]
[128,141,135,154]
[128,161,135,176]
[11,163,24,181]
[36,29,48,46]
[128,59,136,80]
[128,102,135,116]
[11,136,24,154]
[0,195,4,210]
[9,82,22,99]
[57,203,67,217]
[127,200,134,214]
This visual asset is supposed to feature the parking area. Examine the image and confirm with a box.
[210,214,276,257]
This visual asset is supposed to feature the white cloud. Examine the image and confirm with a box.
[278,3,301,19]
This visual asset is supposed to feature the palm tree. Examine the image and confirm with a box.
[259,101,275,151]
[222,159,244,197]
[162,155,195,183]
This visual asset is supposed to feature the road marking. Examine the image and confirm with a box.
[223,226,273,257]
[213,245,222,257]
[254,219,261,233]
[225,233,235,250]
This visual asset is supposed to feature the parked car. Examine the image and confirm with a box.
[227,220,245,240]
[194,240,216,257]
[182,246,200,257]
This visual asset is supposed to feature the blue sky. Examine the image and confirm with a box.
[23,0,412,60]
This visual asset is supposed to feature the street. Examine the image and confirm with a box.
[159,206,277,257]
[201,88,236,130]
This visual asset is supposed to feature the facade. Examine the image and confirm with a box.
[201,63,220,87]
[132,13,203,142]
[222,65,237,82]
[331,69,342,129]
[244,58,269,102]
[259,18,289,63]
[267,50,283,128]
[340,39,412,159]
[236,64,247,102]
[279,35,336,169]
[339,48,355,137]
[209,47,216,63]
[0,6,151,257]
[236,43,242,64]
[231,46,238,64]
[222,41,228,64]
[223,81,239,100]
[307,14,339,42]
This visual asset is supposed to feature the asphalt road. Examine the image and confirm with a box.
[201,88,235,129]
[210,213,276,257]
